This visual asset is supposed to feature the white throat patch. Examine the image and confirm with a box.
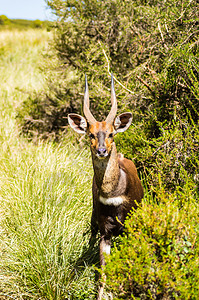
[99,195,123,206]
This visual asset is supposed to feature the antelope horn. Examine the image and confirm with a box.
[83,75,97,124]
[105,74,117,123]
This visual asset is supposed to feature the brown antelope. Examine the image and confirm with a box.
[68,75,144,299]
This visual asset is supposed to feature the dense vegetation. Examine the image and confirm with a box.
[0,0,199,299]
[17,0,199,191]
[19,0,199,131]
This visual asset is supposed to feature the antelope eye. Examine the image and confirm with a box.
[89,133,95,139]
[109,133,114,138]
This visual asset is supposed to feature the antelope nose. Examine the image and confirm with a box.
[97,147,107,155]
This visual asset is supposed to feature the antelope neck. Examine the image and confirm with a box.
[91,143,122,197]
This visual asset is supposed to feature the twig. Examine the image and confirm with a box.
[164,21,173,40]
[101,46,135,95]
[0,294,16,299]
[152,141,170,156]
[158,22,168,51]
[136,75,155,96]
[158,22,165,42]
[146,66,159,81]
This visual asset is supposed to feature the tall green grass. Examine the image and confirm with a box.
[0,140,98,299]
[0,29,98,299]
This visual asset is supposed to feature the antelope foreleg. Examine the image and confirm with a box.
[97,237,111,300]
[99,237,111,266]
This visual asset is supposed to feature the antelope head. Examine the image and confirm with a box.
[68,75,132,159]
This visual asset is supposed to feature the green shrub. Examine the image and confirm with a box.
[0,15,10,26]
[32,20,43,28]
[105,187,199,299]
[19,0,199,129]
[17,70,82,140]
[115,116,199,192]
[17,1,199,190]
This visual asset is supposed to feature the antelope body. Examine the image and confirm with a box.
[68,75,144,299]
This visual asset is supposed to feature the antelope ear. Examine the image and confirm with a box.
[68,113,87,134]
[114,112,132,133]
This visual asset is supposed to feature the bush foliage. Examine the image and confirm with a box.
[105,188,199,299]
[19,0,199,125]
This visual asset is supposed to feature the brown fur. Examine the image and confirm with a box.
[90,142,144,266]
[89,122,114,157]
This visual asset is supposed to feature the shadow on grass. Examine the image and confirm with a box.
[74,231,100,270]
[67,232,100,299]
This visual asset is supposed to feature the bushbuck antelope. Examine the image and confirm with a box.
[68,75,144,299]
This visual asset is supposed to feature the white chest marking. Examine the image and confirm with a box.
[102,244,111,255]
[99,195,123,206]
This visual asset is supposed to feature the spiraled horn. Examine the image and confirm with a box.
[83,75,97,124]
[105,74,117,123]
